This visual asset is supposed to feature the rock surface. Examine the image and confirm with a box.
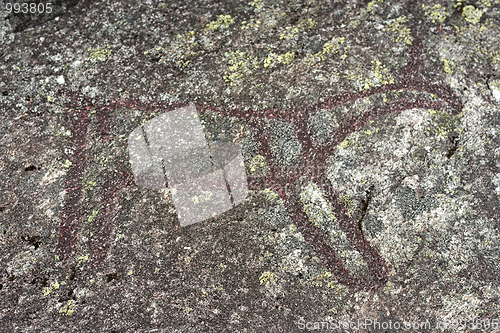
[1,0,499,331]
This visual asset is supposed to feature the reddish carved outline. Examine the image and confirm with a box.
[57,38,462,290]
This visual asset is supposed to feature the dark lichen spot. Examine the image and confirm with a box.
[106,272,118,283]
[24,165,40,172]
[357,185,374,231]
[30,276,48,286]
[69,266,76,281]
[21,235,41,249]
[59,287,75,302]
[446,131,459,159]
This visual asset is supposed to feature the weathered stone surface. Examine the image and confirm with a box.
[1,0,499,331]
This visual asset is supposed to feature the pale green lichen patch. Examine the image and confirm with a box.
[303,18,317,29]
[171,30,198,68]
[441,58,454,74]
[77,254,90,264]
[304,37,347,66]
[42,281,60,296]
[223,50,260,86]
[262,188,278,202]
[175,30,196,48]
[263,51,295,69]
[366,0,383,13]
[462,5,483,25]
[279,18,316,40]
[157,2,167,11]
[247,0,287,29]
[205,15,235,31]
[363,127,379,135]
[259,271,275,286]
[279,26,299,40]
[345,59,394,91]
[87,44,112,62]
[83,179,97,191]
[427,108,462,140]
[341,195,355,217]
[350,0,384,28]
[300,184,330,219]
[368,60,395,86]
[240,18,261,30]
[309,271,348,299]
[383,16,413,45]
[87,209,99,223]
[337,133,360,150]
[59,300,74,316]
[310,271,333,287]
[249,154,266,173]
[251,0,264,10]
[422,4,449,24]
[477,0,500,6]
